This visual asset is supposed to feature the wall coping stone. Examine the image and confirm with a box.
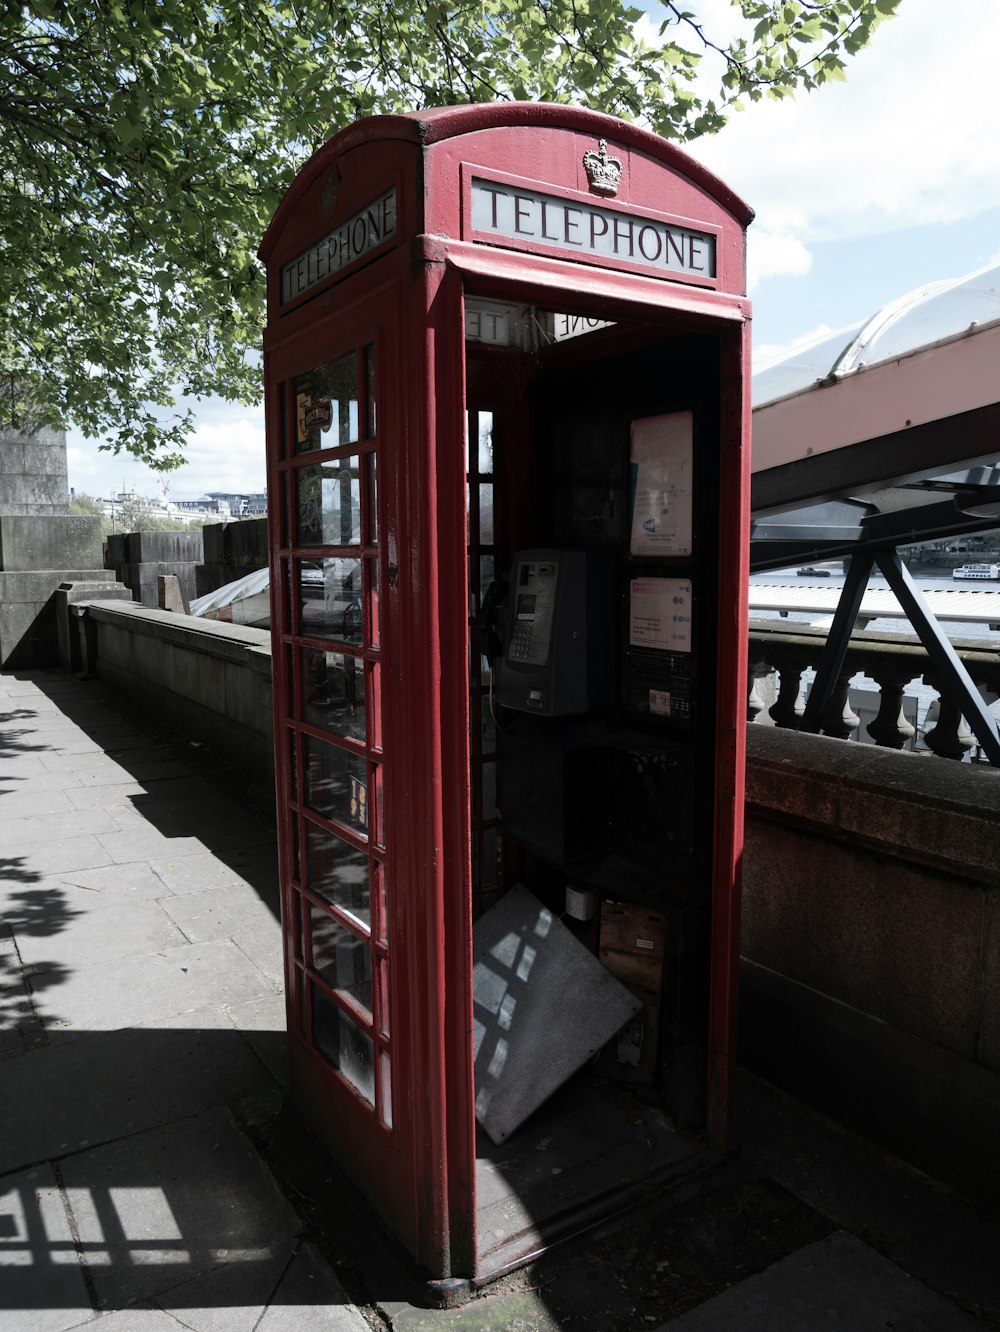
[78,599,272,675]
[746,725,1000,887]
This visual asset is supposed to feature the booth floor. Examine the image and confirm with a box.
[3,668,1000,1332]
[475,1075,711,1279]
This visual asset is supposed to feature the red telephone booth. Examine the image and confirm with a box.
[259,103,752,1293]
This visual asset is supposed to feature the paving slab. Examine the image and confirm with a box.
[150,1235,298,1332]
[890,1201,1000,1323]
[49,864,174,901]
[223,995,289,1088]
[14,898,188,976]
[0,1008,279,1174]
[30,938,276,1037]
[0,767,83,793]
[0,808,122,848]
[62,1306,190,1331]
[0,788,75,819]
[59,1107,301,1311]
[655,1231,985,1331]
[94,828,215,866]
[0,1163,94,1332]
[257,1241,372,1331]
[149,854,270,896]
[0,834,115,882]
[160,882,279,942]
[62,783,148,812]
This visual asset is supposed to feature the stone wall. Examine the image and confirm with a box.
[0,514,113,667]
[105,529,205,609]
[0,424,69,516]
[195,517,268,597]
[68,598,273,799]
[51,595,1000,1202]
[741,725,1000,1206]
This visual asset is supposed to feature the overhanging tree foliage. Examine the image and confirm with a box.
[1,0,899,468]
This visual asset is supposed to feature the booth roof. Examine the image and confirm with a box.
[258,102,754,261]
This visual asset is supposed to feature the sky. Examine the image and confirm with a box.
[66,0,1000,502]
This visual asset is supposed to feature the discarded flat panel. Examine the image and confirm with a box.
[473,884,642,1144]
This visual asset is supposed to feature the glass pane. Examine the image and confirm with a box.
[379,1051,392,1128]
[369,452,378,544]
[479,483,494,542]
[373,859,387,945]
[477,411,494,474]
[285,644,295,718]
[365,343,376,438]
[297,458,362,546]
[295,353,359,453]
[482,826,498,892]
[376,955,390,1036]
[288,730,298,803]
[292,891,303,961]
[371,764,384,849]
[303,734,368,838]
[312,984,374,1105]
[463,411,471,476]
[481,697,496,754]
[279,381,289,459]
[369,660,383,751]
[301,648,365,741]
[306,822,370,927]
[311,907,372,1013]
[482,761,497,820]
[299,558,362,643]
[366,556,380,648]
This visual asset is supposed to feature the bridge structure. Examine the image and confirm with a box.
[749,262,1000,765]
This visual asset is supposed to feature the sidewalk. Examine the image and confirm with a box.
[2,668,998,1331]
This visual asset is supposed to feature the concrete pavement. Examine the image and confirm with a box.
[2,667,999,1331]
[0,668,369,1332]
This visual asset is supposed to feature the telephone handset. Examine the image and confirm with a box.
[478,576,509,671]
[494,549,614,717]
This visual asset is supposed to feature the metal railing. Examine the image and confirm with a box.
[748,620,1000,764]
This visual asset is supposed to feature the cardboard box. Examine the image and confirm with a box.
[598,901,666,1083]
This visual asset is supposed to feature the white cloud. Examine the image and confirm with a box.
[747,228,813,290]
[687,0,1000,244]
[752,322,836,370]
[67,408,266,502]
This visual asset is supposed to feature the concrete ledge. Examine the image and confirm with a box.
[746,725,1000,887]
[73,599,274,799]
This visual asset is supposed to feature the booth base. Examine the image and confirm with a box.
[474,1073,716,1282]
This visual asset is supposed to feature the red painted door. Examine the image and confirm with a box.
[266,291,410,1243]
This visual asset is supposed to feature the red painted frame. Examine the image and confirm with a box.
[260,103,752,1284]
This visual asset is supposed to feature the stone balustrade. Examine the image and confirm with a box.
[748,619,1000,763]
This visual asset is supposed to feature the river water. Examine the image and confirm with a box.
[749,571,1000,739]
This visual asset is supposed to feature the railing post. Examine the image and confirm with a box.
[865,665,918,750]
[747,658,773,723]
[769,657,811,730]
[923,675,976,760]
[818,670,860,740]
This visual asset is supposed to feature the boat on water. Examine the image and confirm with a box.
[797,566,832,577]
[952,563,1000,581]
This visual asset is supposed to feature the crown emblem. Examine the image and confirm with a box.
[583,139,623,197]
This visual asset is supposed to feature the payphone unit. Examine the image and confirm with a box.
[495,548,614,716]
